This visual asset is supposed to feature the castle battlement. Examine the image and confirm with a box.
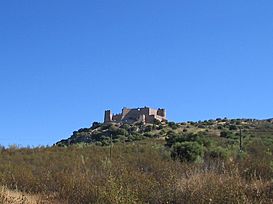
[104,107,167,124]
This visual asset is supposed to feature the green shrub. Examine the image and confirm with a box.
[171,141,204,162]
[208,146,229,160]
[229,125,238,130]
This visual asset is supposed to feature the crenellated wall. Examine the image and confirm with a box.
[112,113,122,121]
[104,107,167,124]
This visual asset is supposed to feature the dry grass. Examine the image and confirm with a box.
[0,141,272,203]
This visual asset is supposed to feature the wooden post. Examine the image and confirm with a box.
[239,127,242,152]
[110,134,113,160]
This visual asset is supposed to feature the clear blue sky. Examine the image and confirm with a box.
[1,1,273,146]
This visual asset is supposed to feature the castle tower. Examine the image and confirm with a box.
[104,110,112,123]
[157,108,166,118]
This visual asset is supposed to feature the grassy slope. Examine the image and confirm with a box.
[0,119,272,203]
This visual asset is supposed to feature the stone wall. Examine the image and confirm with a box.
[112,113,122,121]
[104,107,167,124]
[157,109,166,117]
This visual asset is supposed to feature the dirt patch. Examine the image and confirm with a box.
[0,186,61,204]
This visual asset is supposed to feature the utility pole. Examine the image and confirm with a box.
[239,127,242,152]
[109,134,113,160]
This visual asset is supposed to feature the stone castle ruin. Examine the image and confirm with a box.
[104,107,167,124]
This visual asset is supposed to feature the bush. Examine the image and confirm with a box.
[207,146,229,160]
[143,132,154,138]
[166,132,212,149]
[229,125,238,130]
[154,119,161,125]
[91,122,101,129]
[168,122,179,129]
[220,131,233,138]
[171,141,204,162]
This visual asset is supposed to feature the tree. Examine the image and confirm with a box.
[208,146,229,160]
[220,131,233,138]
[229,125,237,130]
[154,119,161,125]
[92,122,101,129]
[171,141,204,162]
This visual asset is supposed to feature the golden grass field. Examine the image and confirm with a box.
[0,139,272,204]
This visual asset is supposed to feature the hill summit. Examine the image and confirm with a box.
[56,117,273,147]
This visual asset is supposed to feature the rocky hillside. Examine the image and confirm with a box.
[56,118,273,147]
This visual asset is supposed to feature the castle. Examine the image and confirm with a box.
[104,107,167,124]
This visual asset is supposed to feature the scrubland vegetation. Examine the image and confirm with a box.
[0,118,273,203]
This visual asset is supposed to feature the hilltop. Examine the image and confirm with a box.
[56,117,273,163]
[56,117,273,147]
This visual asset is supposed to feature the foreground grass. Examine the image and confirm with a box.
[0,140,272,204]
